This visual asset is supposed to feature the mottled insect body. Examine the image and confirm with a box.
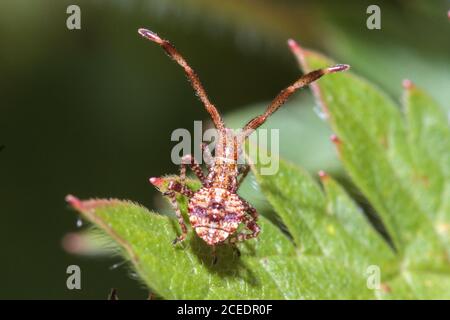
[140,28,348,248]
[188,187,246,245]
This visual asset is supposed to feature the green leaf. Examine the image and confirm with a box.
[320,174,397,274]
[66,189,296,299]
[250,155,395,291]
[295,48,450,297]
[403,83,450,253]
[298,49,449,267]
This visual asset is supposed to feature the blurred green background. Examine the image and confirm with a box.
[0,0,448,299]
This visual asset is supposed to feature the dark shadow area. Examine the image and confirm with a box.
[188,235,260,288]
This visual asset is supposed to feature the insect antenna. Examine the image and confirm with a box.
[138,28,225,131]
[240,40,349,138]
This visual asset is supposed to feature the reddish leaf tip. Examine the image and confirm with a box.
[330,134,341,144]
[448,10,450,20]
[318,170,329,181]
[402,79,415,90]
[287,39,302,53]
[149,177,163,187]
[66,194,82,209]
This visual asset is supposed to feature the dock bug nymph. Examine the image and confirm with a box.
[139,28,349,249]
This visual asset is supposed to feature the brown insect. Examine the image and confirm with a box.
[139,28,349,248]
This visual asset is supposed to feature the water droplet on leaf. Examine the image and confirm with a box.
[313,105,327,121]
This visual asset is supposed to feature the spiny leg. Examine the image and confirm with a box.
[241,219,261,241]
[149,178,194,244]
[149,177,194,198]
[240,62,349,138]
[180,154,206,186]
[236,164,250,191]
[165,190,188,245]
[230,164,250,193]
[230,219,261,243]
[228,200,260,244]
[165,180,194,198]
[165,181,194,245]
[138,28,225,130]
[240,196,259,221]
[228,200,260,242]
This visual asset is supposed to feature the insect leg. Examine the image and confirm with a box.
[149,177,194,198]
[240,196,259,221]
[165,180,194,198]
[165,190,188,245]
[180,154,207,185]
[242,218,260,241]
[236,164,250,190]
[149,178,193,244]
[230,219,261,243]
[228,199,260,243]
